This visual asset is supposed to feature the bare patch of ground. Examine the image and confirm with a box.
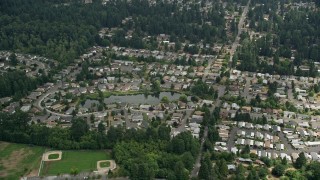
[0,148,32,177]
[26,168,39,177]
[0,142,9,151]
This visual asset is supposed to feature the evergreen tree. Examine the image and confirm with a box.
[295,152,307,169]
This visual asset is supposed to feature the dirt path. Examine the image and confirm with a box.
[0,148,32,178]
[0,142,9,151]
[26,168,39,177]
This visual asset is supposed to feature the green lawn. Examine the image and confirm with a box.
[41,151,110,175]
[0,141,45,180]
[48,154,59,160]
[100,161,110,168]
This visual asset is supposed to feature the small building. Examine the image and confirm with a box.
[20,105,31,112]
[310,152,319,161]
[237,158,252,164]
[131,114,143,122]
[305,141,320,147]
[291,153,299,162]
[140,104,151,110]
[227,164,236,171]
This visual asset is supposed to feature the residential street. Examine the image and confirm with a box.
[228,0,251,64]
[191,1,252,176]
[191,81,226,177]
[190,126,208,178]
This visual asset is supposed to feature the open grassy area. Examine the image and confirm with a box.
[100,161,110,168]
[48,154,60,160]
[0,141,45,179]
[41,151,110,175]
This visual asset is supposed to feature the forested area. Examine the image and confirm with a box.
[0,0,104,65]
[0,0,226,65]
[0,111,199,179]
[249,0,320,61]
[0,71,49,99]
[234,0,320,76]
[109,0,227,46]
[114,132,199,179]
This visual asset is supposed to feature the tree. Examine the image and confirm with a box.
[158,125,170,141]
[172,138,185,154]
[98,122,106,134]
[0,71,44,99]
[198,162,209,179]
[182,152,194,170]
[72,109,77,117]
[285,170,303,180]
[138,163,155,179]
[70,168,79,176]
[218,159,228,177]
[241,145,250,154]
[258,167,268,179]
[272,164,286,177]
[306,161,320,180]
[161,96,170,103]
[260,157,272,167]
[70,118,89,141]
[174,161,188,180]
[294,152,307,169]
[198,153,213,179]
[179,94,188,103]
[9,53,18,66]
[90,114,95,123]
[235,164,245,180]
[247,170,258,180]
[281,157,287,165]
[151,80,161,92]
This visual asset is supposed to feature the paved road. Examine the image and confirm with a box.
[240,77,253,102]
[227,127,238,151]
[190,126,208,178]
[214,85,226,107]
[277,131,295,154]
[190,2,251,177]
[191,85,225,177]
[33,66,85,118]
[202,58,215,82]
[172,109,194,133]
[227,126,297,154]
[229,0,251,64]
[287,89,294,101]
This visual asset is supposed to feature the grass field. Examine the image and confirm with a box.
[41,151,111,175]
[100,161,110,168]
[48,154,59,160]
[0,141,45,179]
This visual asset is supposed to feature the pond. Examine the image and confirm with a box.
[104,92,190,105]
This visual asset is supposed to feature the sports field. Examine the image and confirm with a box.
[0,141,45,179]
[41,150,111,175]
